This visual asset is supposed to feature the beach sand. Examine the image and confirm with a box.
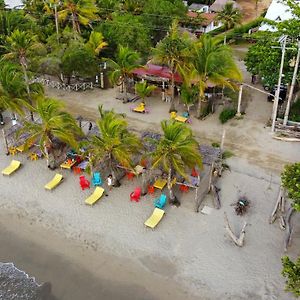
[1,143,299,299]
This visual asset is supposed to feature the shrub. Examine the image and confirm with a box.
[289,100,300,122]
[219,108,236,123]
[282,256,300,297]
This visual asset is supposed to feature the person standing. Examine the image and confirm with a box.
[107,174,113,191]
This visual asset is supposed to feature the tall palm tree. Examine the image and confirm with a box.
[20,97,82,167]
[216,2,242,30]
[58,0,98,34]
[44,0,61,41]
[106,45,141,102]
[135,81,156,104]
[190,35,242,118]
[86,31,108,56]
[0,62,29,117]
[2,29,45,119]
[180,83,198,113]
[150,120,202,204]
[152,20,192,112]
[87,106,142,184]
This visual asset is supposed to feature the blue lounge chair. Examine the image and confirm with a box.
[92,172,102,186]
[154,193,167,209]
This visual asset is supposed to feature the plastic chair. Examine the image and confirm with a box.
[126,172,135,180]
[73,166,82,175]
[148,185,155,195]
[191,168,199,177]
[79,175,90,190]
[8,147,17,156]
[154,193,167,209]
[130,187,142,202]
[92,172,102,186]
[179,185,189,193]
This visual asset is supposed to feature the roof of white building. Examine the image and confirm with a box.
[259,0,298,31]
[4,0,24,9]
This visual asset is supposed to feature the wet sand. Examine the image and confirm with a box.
[0,214,199,300]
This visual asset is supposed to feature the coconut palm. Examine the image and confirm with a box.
[106,45,141,101]
[180,83,198,113]
[190,35,242,118]
[0,62,29,116]
[87,106,142,184]
[216,2,242,30]
[20,97,82,166]
[2,29,45,118]
[86,31,108,56]
[135,81,156,104]
[150,120,202,204]
[44,0,61,40]
[58,0,98,34]
[152,20,191,112]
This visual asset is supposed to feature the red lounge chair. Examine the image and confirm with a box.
[126,172,135,180]
[73,166,82,175]
[79,175,90,190]
[130,187,141,202]
[180,184,189,193]
[148,185,155,195]
[191,168,199,177]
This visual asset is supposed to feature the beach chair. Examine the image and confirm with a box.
[44,173,63,190]
[2,160,21,176]
[144,208,165,229]
[85,187,105,205]
[126,172,135,180]
[79,175,90,190]
[148,185,155,195]
[130,187,141,202]
[154,193,167,209]
[92,172,102,186]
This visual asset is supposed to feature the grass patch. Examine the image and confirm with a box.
[219,108,236,123]
[222,150,234,159]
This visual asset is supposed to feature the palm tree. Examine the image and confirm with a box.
[152,20,191,112]
[180,83,198,113]
[190,35,242,118]
[216,2,242,30]
[20,97,82,167]
[135,81,156,104]
[58,0,98,34]
[150,120,202,204]
[86,31,108,56]
[44,0,61,41]
[106,45,141,102]
[2,29,45,119]
[87,106,142,184]
[0,62,29,117]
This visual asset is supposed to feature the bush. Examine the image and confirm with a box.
[219,108,236,123]
[281,256,300,297]
[289,100,300,122]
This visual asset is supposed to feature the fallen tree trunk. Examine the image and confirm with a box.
[269,187,283,224]
[284,207,295,252]
[211,184,221,209]
[224,213,247,247]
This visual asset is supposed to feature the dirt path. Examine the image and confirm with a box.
[237,0,272,23]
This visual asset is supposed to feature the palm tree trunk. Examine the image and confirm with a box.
[196,94,205,119]
[169,73,176,112]
[21,62,34,121]
[123,78,128,102]
[54,4,59,43]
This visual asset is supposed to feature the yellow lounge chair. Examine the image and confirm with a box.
[2,160,21,176]
[44,173,63,190]
[153,178,167,190]
[85,187,105,205]
[144,208,165,229]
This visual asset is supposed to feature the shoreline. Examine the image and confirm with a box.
[0,211,201,300]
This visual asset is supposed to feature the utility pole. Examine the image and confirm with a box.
[283,40,300,126]
[236,84,243,117]
[272,36,287,133]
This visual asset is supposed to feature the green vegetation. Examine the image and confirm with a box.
[282,256,300,297]
[289,100,300,122]
[219,108,236,124]
[150,120,202,204]
[281,162,300,212]
[135,81,156,103]
[216,2,242,30]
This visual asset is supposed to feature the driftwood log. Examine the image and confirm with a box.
[224,213,247,247]
[284,207,295,252]
[211,184,221,209]
[269,186,285,224]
